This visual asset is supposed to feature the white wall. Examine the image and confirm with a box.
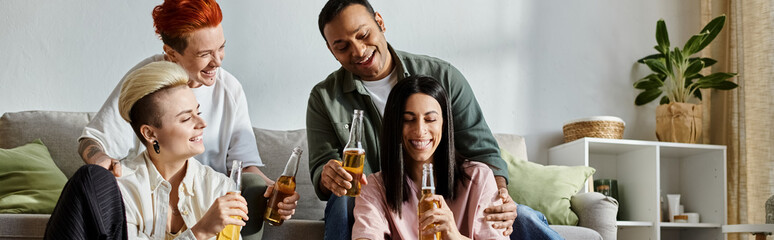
[0,0,704,164]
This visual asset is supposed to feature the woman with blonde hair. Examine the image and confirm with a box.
[46,62,249,239]
[77,1,298,237]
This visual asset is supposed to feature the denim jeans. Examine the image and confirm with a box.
[511,204,564,240]
[324,194,563,240]
[324,194,356,240]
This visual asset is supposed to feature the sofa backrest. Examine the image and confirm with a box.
[0,111,94,178]
[494,133,528,162]
[0,111,329,220]
[253,127,325,221]
[0,111,529,222]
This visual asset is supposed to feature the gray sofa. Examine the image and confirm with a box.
[0,111,618,239]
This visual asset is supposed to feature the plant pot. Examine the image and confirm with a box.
[655,102,702,143]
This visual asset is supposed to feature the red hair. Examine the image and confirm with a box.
[152,0,223,52]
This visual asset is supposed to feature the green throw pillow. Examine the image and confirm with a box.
[0,139,67,213]
[503,148,595,225]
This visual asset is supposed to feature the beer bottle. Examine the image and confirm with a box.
[342,109,365,197]
[418,163,441,240]
[264,146,303,226]
[217,161,243,240]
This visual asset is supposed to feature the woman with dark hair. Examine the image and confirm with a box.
[352,75,508,239]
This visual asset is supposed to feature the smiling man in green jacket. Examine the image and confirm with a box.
[306,0,563,239]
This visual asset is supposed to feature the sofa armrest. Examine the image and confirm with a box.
[570,192,618,240]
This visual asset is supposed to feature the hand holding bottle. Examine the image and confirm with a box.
[321,159,369,197]
[419,195,468,240]
[216,161,245,240]
[263,185,299,220]
[264,147,303,226]
[321,109,368,197]
[340,110,367,197]
[191,193,248,240]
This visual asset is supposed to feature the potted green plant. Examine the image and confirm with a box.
[634,15,737,143]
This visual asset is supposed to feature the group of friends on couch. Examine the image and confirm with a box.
[42,0,565,239]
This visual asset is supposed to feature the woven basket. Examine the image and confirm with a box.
[563,116,625,143]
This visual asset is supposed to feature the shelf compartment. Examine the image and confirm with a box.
[617,221,654,227]
[660,222,722,228]
[549,138,727,240]
[659,147,726,226]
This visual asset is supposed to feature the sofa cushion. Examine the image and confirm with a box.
[0,111,93,178]
[503,149,595,225]
[0,214,49,239]
[263,219,325,239]
[254,128,325,220]
[0,139,68,214]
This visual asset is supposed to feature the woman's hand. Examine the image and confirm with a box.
[190,192,249,240]
[418,195,470,240]
[263,185,301,220]
[95,157,122,177]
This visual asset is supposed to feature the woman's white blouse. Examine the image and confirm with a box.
[117,151,234,240]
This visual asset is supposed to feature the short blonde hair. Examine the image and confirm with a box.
[118,61,188,123]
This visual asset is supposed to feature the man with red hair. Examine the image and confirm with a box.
[77,0,298,239]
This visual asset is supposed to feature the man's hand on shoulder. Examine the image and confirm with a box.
[484,177,516,236]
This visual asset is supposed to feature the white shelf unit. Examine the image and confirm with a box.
[549,138,727,240]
